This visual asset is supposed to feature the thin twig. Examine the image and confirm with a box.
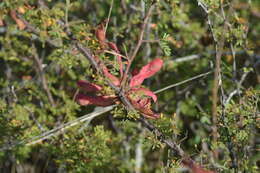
[0,105,116,151]
[31,43,56,107]
[24,106,45,132]
[105,0,114,34]
[104,50,128,59]
[122,2,156,85]
[25,106,115,146]
[211,1,234,160]
[173,55,201,63]
[198,0,231,160]
[154,71,213,94]
[224,71,250,105]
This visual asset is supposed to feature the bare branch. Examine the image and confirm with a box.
[31,43,56,107]
[154,71,213,94]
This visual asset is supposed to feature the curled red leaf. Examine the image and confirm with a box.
[132,99,160,119]
[128,94,160,119]
[77,80,102,92]
[130,58,163,88]
[76,94,116,106]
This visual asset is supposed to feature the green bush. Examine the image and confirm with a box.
[0,0,259,172]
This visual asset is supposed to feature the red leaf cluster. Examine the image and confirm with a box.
[76,22,163,119]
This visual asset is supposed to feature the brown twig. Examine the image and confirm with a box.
[199,0,232,160]
[211,0,235,159]
[121,2,156,86]
[31,43,56,107]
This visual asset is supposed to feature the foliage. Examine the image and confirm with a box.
[0,0,259,172]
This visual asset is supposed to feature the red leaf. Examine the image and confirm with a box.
[95,23,106,47]
[10,10,26,30]
[0,18,4,26]
[190,165,216,173]
[130,58,163,88]
[130,88,157,102]
[102,66,120,86]
[76,94,116,106]
[77,80,102,92]
[183,159,216,173]
[94,55,120,86]
[128,96,160,119]
[107,42,119,52]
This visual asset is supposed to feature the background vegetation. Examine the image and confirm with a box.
[0,0,259,172]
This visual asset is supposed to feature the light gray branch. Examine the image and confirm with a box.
[0,105,115,151]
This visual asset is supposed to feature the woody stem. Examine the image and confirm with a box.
[121,2,156,87]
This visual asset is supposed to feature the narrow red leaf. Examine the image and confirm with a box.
[76,94,116,106]
[107,42,119,52]
[94,55,120,86]
[102,66,120,86]
[77,80,102,92]
[130,58,163,88]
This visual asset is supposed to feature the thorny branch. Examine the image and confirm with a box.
[61,36,216,173]
[8,3,216,172]
[1,71,212,150]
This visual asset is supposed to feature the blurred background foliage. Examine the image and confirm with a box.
[0,0,259,172]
